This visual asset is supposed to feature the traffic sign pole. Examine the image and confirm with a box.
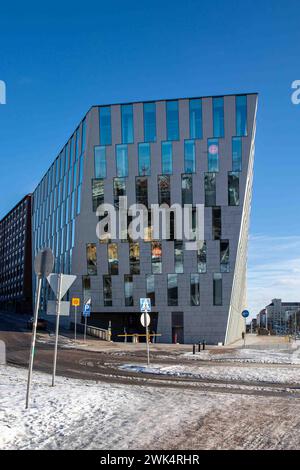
[84,315,87,342]
[244,317,246,348]
[74,305,77,341]
[144,311,150,367]
[52,274,62,387]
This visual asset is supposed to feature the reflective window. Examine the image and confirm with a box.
[158,175,171,206]
[208,138,219,172]
[78,154,84,184]
[212,207,221,240]
[116,144,128,177]
[232,137,242,172]
[92,179,104,211]
[121,104,134,144]
[75,129,80,160]
[189,99,202,139]
[213,97,224,138]
[138,143,151,176]
[166,100,179,141]
[99,106,111,145]
[129,242,140,275]
[197,241,207,273]
[82,276,91,303]
[124,275,134,306]
[205,173,216,206]
[184,140,196,173]
[103,275,112,306]
[213,273,222,305]
[113,177,126,210]
[236,95,247,136]
[86,243,97,276]
[161,141,173,174]
[168,274,178,306]
[228,172,240,206]
[81,118,86,153]
[151,241,162,274]
[144,102,156,142]
[181,174,193,205]
[190,274,200,306]
[108,243,118,275]
[94,146,106,179]
[174,241,184,273]
[146,274,155,306]
[220,240,230,272]
[136,177,148,207]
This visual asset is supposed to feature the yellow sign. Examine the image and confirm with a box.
[72,298,80,307]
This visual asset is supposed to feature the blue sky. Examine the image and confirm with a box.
[0,0,300,315]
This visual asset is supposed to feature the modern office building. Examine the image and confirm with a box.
[32,93,258,344]
[265,298,300,332]
[0,195,33,313]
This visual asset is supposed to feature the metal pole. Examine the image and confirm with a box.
[144,311,150,366]
[74,305,77,341]
[244,318,246,348]
[84,315,87,342]
[26,275,42,409]
[52,274,62,387]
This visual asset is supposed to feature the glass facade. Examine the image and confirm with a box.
[166,100,179,141]
[151,241,162,274]
[138,143,151,176]
[232,137,242,172]
[168,274,178,306]
[129,242,140,275]
[146,274,155,306]
[103,275,112,306]
[212,207,221,240]
[174,241,184,273]
[136,177,148,207]
[189,99,202,139]
[108,243,118,275]
[124,275,134,306]
[207,138,219,172]
[236,95,247,136]
[116,144,128,177]
[184,140,196,173]
[205,173,216,206]
[92,179,104,211]
[213,273,222,305]
[144,102,156,142]
[161,141,173,174]
[113,177,126,210]
[99,106,111,145]
[190,274,200,306]
[213,97,224,138]
[158,175,171,206]
[94,146,106,179]
[86,243,97,276]
[197,241,207,273]
[181,174,193,205]
[121,104,134,144]
[220,240,230,272]
[228,172,240,206]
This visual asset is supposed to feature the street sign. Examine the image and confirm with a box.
[34,248,54,278]
[140,313,150,327]
[47,300,70,316]
[47,274,77,300]
[140,298,151,313]
[72,297,80,307]
[242,310,250,318]
[83,303,91,317]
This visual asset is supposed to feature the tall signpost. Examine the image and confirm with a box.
[47,273,77,387]
[71,298,81,341]
[83,299,91,342]
[140,298,151,366]
[26,248,54,409]
[241,310,250,348]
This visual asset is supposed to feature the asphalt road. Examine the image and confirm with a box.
[1,312,300,399]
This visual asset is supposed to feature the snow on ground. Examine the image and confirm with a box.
[1,365,300,450]
[120,361,300,385]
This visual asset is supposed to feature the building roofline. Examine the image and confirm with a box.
[0,194,32,224]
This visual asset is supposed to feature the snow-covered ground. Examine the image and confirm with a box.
[1,365,300,450]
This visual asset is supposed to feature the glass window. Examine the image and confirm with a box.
[181,174,193,205]
[220,240,230,273]
[213,97,224,138]
[76,184,81,215]
[232,137,242,172]
[144,102,156,142]
[108,243,118,275]
[94,146,107,179]
[213,273,222,305]
[228,172,240,206]
[136,177,148,207]
[161,141,173,174]
[208,138,219,172]
[82,276,91,303]
[86,243,97,276]
[129,242,140,275]
[116,144,128,177]
[99,106,111,145]
[236,95,247,136]
[205,173,216,206]
[184,140,196,173]
[92,179,104,212]
[197,241,207,273]
[168,274,178,306]
[121,104,134,144]
[124,275,134,306]
[212,207,221,240]
[189,99,202,139]
[174,241,184,273]
[75,129,80,160]
[78,154,84,184]
[166,100,179,141]
[190,273,200,306]
[146,274,155,306]
[113,177,126,210]
[103,275,112,306]
[158,175,171,206]
[151,241,162,274]
[138,143,151,176]
[81,118,86,153]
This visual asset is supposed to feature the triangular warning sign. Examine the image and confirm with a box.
[47,274,77,300]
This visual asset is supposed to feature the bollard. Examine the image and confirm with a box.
[202,340,206,350]
[192,344,196,355]
[198,342,201,353]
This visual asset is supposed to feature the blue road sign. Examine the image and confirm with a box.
[140,298,151,313]
[241,310,250,318]
[83,303,91,317]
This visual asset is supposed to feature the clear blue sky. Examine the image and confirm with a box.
[0,0,300,313]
